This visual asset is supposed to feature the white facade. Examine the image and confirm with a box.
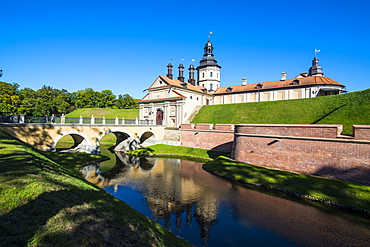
[139,76,213,127]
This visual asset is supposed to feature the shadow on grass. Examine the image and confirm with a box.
[206,150,231,159]
[311,104,347,124]
[313,166,370,186]
[0,188,153,246]
[0,185,186,247]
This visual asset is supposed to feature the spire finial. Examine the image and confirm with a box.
[208,31,213,40]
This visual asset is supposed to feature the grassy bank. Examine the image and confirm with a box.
[204,156,370,214]
[66,108,139,119]
[0,130,190,247]
[128,144,230,160]
[192,89,370,134]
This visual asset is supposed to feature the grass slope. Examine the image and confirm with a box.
[66,108,139,119]
[204,156,370,214]
[129,144,230,160]
[192,89,370,134]
[0,130,190,247]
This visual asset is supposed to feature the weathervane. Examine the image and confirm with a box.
[208,31,213,40]
[314,49,321,57]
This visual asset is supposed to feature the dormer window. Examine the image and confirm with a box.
[201,88,208,93]
[292,79,300,85]
[256,84,263,89]
[181,82,187,88]
[159,80,163,84]
[226,87,233,92]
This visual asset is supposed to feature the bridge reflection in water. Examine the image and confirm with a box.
[81,148,370,247]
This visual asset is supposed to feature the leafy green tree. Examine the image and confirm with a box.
[19,86,70,116]
[99,89,116,108]
[0,82,23,114]
[115,94,139,109]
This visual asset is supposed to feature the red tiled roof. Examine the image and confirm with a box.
[150,75,211,94]
[214,76,345,95]
[138,96,185,103]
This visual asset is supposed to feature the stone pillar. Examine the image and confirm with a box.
[122,117,125,125]
[139,104,144,119]
[61,114,66,124]
[115,116,119,125]
[102,117,106,125]
[149,103,154,123]
[19,114,25,124]
[135,118,138,125]
[79,116,83,124]
[163,101,170,126]
[91,115,95,125]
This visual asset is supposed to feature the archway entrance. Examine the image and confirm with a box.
[156,109,163,125]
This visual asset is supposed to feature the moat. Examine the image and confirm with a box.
[80,145,370,246]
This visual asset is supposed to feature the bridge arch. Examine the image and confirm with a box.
[97,129,134,146]
[139,129,158,146]
[52,130,92,151]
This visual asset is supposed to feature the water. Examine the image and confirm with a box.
[81,145,370,247]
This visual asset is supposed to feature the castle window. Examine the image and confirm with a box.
[292,79,300,85]
[190,96,193,99]
[202,73,205,78]
[210,83,213,90]
[256,83,263,89]
[226,87,233,92]
[210,72,213,77]
[197,97,199,100]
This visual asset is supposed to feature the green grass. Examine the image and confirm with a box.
[129,144,230,160]
[192,89,370,134]
[0,130,190,247]
[66,108,139,119]
[204,156,370,213]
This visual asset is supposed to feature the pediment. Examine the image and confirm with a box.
[147,76,170,89]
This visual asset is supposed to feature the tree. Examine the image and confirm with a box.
[19,86,70,116]
[0,82,23,114]
[115,94,139,109]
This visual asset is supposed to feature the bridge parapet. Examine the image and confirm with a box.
[1,114,155,126]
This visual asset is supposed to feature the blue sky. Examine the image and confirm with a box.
[1,0,369,98]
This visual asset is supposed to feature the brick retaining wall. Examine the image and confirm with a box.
[233,124,370,185]
[180,123,370,185]
[180,124,234,152]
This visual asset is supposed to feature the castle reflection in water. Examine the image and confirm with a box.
[81,153,223,245]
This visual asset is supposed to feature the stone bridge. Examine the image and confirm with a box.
[0,123,170,153]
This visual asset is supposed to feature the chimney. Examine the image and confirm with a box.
[167,63,173,79]
[242,77,248,85]
[178,63,184,82]
[188,64,195,85]
[280,72,287,81]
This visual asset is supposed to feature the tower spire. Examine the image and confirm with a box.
[308,49,323,76]
[196,34,222,91]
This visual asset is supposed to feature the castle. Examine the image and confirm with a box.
[138,40,346,126]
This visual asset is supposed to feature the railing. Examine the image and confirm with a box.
[0,114,155,125]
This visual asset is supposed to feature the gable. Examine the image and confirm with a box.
[147,76,170,89]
